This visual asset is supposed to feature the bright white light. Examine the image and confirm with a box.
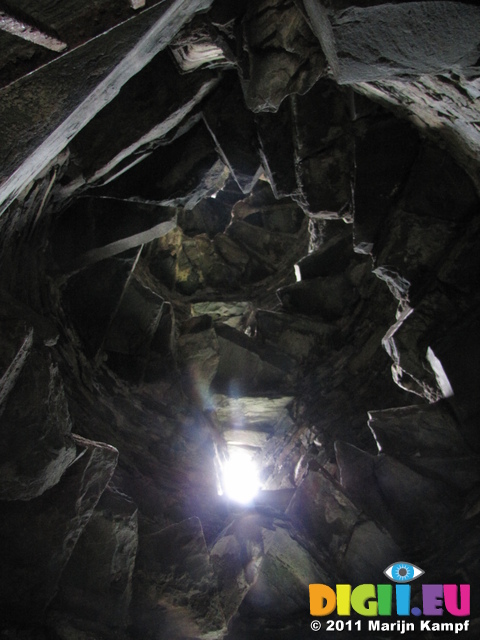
[222,447,260,505]
[426,347,454,398]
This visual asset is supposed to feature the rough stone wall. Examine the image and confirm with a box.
[0,1,479,639]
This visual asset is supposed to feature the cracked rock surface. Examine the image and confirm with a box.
[0,1,480,638]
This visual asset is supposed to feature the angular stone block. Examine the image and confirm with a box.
[161,228,250,295]
[375,454,454,540]
[243,525,328,618]
[335,441,393,533]
[61,255,138,356]
[213,394,293,433]
[103,274,167,383]
[67,52,220,186]
[223,429,269,448]
[191,301,253,331]
[406,456,480,494]
[341,520,401,585]
[368,401,467,457]
[211,516,329,624]
[353,117,420,254]
[304,1,480,83]
[214,323,296,394]
[52,486,138,634]
[256,99,299,199]
[231,181,304,234]
[336,441,455,546]
[286,469,360,557]
[0,0,216,210]
[203,76,263,193]
[295,228,355,280]
[0,340,76,501]
[52,197,177,272]
[99,121,229,209]
[296,143,354,219]
[240,0,327,112]
[177,316,220,410]
[382,298,452,402]
[291,79,354,218]
[277,274,359,320]
[226,219,299,270]
[256,309,338,361]
[373,210,457,302]
[0,434,118,622]
[142,301,176,383]
[177,197,231,238]
[193,235,246,290]
[105,276,165,358]
[132,517,226,640]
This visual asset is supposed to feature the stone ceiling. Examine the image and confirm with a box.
[0,1,480,639]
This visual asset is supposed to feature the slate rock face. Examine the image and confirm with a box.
[177,315,220,409]
[203,76,263,193]
[286,467,361,558]
[368,401,468,458]
[335,441,455,547]
[50,487,139,637]
[353,116,420,254]
[214,323,297,394]
[256,100,299,199]
[341,520,401,585]
[0,435,118,622]
[1,0,480,638]
[0,358,76,501]
[52,197,177,272]
[61,256,140,357]
[132,517,226,640]
[66,52,221,187]
[240,0,327,112]
[291,78,354,218]
[0,325,76,501]
[211,515,329,625]
[0,0,216,210]
[99,121,229,209]
[304,1,480,83]
[430,314,480,444]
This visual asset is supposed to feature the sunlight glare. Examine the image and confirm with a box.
[222,447,260,505]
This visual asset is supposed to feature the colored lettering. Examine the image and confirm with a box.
[309,580,470,618]
[395,584,411,615]
[351,584,378,616]
[444,584,470,616]
[336,584,351,616]
[422,584,444,616]
[377,584,392,616]
[309,584,336,616]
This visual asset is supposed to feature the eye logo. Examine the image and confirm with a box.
[384,562,424,583]
[310,562,470,619]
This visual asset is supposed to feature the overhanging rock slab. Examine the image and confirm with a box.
[303,1,480,84]
[52,197,177,272]
[0,434,118,622]
[0,0,215,213]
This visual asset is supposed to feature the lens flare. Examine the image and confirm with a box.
[222,447,260,504]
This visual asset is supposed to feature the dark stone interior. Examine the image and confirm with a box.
[1,1,480,638]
